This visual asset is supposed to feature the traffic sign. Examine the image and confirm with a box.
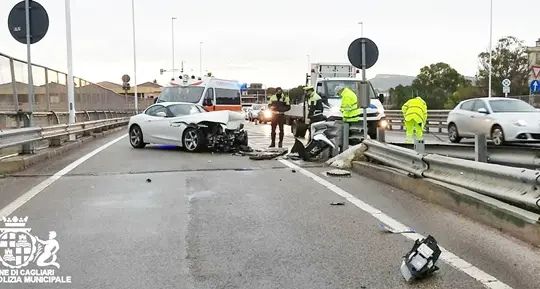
[7,1,49,45]
[532,66,540,78]
[122,74,130,83]
[531,80,540,94]
[503,86,510,94]
[501,78,511,87]
[347,37,379,70]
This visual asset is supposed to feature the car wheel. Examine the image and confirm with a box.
[448,123,462,143]
[491,125,505,146]
[182,127,204,152]
[129,125,146,148]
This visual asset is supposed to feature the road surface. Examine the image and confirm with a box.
[0,123,539,289]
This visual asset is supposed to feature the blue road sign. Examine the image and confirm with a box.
[531,80,540,94]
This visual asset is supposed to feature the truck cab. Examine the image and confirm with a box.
[310,63,387,139]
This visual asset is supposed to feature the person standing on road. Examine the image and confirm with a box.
[335,86,360,123]
[303,86,324,125]
[401,94,428,144]
[268,87,291,148]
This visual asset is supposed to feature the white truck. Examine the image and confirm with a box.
[284,62,387,139]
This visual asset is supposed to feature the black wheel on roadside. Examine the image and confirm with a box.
[129,125,146,148]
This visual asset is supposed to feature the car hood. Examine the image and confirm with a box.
[170,110,244,130]
[493,112,540,124]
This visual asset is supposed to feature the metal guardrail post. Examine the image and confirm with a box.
[377,126,385,142]
[475,134,488,162]
[20,112,35,154]
[414,139,425,153]
[342,122,350,152]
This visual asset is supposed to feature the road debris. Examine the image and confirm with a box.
[379,223,415,234]
[330,202,345,206]
[325,169,351,177]
[146,178,151,183]
[400,235,441,282]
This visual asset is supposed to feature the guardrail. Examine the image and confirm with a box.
[362,139,540,213]
[0,110,134,156]
[391,142,540,169]
[385,110,450,133]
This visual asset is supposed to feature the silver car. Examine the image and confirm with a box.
[447,97,540,145]
[248,104,265,122]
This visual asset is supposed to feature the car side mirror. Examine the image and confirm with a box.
[156,111,167,117]
[378,93,384,103]
[477,108,488,114]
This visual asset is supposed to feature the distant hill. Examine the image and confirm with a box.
[369,74,477,91]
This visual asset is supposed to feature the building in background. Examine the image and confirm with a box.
[241,83,267,105]
[97,81,163,100]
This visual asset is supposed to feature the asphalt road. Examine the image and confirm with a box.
[0,124,539,289]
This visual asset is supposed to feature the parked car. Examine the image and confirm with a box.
[248,104,266,122]
[446,97,540,145]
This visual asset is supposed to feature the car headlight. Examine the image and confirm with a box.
[264,110,272,118]
[379,119,388,128]
[514,120,527,126]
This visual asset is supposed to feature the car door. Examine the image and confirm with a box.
[143,105,172,143]
[452,99,475,136]
[471,99,493,136]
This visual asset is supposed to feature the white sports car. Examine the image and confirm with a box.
[128,102,248,152]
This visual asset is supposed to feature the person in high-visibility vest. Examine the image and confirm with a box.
[401,95,428,143]
[335,86,361,123]
[303,86,324,124]
[267,87,291,148]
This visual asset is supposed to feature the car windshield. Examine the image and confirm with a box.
[166,103,203,116]
[325,80,376,99]
[158,86,204,103]
[489,99,537,112]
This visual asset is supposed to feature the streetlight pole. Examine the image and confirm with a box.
[306,54,310,71]
[358,21,364,37]
[488,0,493,98]
[131,0,138,113]
[65,0,75,141]
[172,17,177,79]
[199,42,203,77]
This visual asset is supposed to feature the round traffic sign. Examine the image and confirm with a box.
[122,74,130,83]
[7,1,49,45]
[347,37,379,70]
[502,78,511,87]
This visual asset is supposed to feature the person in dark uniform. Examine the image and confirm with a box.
[267,87,291,148]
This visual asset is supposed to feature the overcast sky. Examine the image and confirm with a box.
[0,0,538,88]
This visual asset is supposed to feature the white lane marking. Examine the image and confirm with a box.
[279,159,513,289]
[0,134,127,219]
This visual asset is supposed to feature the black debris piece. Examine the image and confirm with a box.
[330,202,345,206]
[146,178,151,183]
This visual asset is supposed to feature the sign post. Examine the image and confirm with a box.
[502,78,511,97]
[347,37,379,140]
[8,0,49,153]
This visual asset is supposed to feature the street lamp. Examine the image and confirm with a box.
[172,17,177,79]
[358,21,364,37]
[131,0,138,112]
[64,0,75,134]
[488,0,493,98]
[199,42,203,77]
[306,54,310,71]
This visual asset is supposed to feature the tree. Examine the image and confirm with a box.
[152,79,158,84]
[476,36,530,96]
[266,87,276,96]
[388,85,414,109]
[288,85,304,104]
[411,62,471,109]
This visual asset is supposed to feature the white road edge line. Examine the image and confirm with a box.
[0,134,127,219]
[279,159,513,289]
